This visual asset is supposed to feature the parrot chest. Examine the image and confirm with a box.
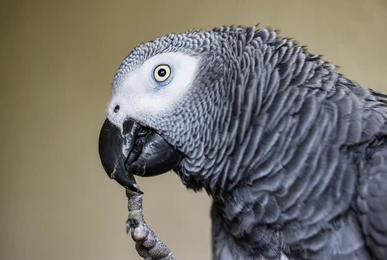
[212,192,286,259]
[212,176,367,260]
[211,198,287,259]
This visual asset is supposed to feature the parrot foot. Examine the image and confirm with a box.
[126,189,176,260]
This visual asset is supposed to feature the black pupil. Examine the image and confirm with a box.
[158,68,167,77]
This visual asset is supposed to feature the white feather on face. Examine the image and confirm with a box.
[107,52,200,128]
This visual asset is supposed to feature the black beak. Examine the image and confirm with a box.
[98,118,143,193]
[98,118,182,194]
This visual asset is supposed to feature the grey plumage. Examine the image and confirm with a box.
[106,26,387,260]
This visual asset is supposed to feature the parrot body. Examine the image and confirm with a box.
[99,26,387,260]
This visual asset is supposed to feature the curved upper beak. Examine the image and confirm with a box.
[98,118,143,193]
[98,117,182,194]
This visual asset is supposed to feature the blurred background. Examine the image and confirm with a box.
[0,0,386,259]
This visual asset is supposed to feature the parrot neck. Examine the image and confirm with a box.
[203,36,339,195]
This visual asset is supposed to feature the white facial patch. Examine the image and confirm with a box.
[107,52,200,128]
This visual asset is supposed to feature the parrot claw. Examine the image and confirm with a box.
[126,218,140,233]
[126,189,176,260]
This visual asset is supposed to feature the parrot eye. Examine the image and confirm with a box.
[153,64,171,83]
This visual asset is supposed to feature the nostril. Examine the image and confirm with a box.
[114,105,120,113]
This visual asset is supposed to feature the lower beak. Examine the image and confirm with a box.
[98,118,142,194]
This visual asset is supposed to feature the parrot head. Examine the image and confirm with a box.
[99,26,267,193]
[98,50,202,193]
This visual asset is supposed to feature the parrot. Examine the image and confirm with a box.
[98,25,387,260]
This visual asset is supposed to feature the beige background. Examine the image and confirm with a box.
[0,0,386,259]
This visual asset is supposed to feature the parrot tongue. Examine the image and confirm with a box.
[98,118,143,194]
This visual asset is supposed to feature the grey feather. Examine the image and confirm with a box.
[112,25,387,260]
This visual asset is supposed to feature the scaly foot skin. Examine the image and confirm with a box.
[126,189,176,260]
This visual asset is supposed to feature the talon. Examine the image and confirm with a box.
[126,221,130,234]
[126,217,140,230]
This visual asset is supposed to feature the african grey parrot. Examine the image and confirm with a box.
[98,26,387,260]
